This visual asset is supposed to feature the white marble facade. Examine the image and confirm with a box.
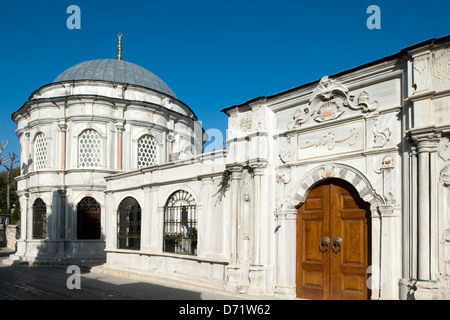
[9,36,450,300]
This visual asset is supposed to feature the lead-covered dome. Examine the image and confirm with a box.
[53,59,177,98]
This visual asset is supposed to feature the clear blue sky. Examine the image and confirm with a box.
[0,0,449,161]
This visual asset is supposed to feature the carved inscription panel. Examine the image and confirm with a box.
[297,120,365,161]
[432,49,450,89]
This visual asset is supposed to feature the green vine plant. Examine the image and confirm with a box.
[213,169,231,206]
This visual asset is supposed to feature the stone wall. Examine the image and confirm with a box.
[5,225,20,251]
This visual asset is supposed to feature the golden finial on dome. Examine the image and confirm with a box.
[117,33,123,60]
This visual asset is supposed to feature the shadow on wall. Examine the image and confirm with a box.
[14,189,107,267]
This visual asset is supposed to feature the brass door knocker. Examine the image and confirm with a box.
[319,236,330,253]
[332,237,343,254]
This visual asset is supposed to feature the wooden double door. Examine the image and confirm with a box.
[296,179,370,300]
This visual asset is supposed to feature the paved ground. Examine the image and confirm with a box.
[0,247,271,300]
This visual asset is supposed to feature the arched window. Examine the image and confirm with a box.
[137,134,158,168]
[77,197,101,239]
[163,190,197,255]
[32,198,47,239]
[79,129,102,168]
[117,197,141,250]
[34,133,48,170]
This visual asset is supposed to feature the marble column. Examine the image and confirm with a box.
[116,123,125,170]
[251,162,267,266]
[251,165,263,266]
[410,129,440,281]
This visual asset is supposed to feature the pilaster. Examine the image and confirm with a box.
[25,130,30,174]
[274,208,297,298]
[248,161,267,266]
[247,160,274,296]
[141,187,152,252]
[58,122,67,170]
[116,122,125,170]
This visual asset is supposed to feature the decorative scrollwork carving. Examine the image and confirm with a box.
[287,76,378,130]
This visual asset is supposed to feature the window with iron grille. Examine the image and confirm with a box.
[117,197,141,250]
[163,190,197,255]
[34,133,48,170]
[32,198,47,239]
[137,134,158,168]
[78,129,102,168]
[77,197,101,239]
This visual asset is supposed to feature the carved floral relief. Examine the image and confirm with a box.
[438,137,450,187]
[373,120,392,148]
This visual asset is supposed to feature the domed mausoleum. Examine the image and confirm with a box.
[10,55,205,263]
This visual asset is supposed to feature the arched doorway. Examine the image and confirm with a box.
[296,178,371,300]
